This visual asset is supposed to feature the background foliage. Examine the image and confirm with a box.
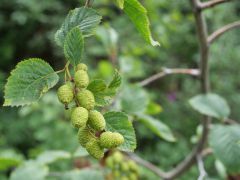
[0,0,240,179]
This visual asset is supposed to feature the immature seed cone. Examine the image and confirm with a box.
[128,160,139,173]
[85,139,104,159]
[100,132,124,148]
[112,151,123,163]
[76,89,95,110]
[120,176,128,180]
[120,162,129,172]
[128,173,138,180]
[74,70,89,88]
[113,170,121,178]
[76,63,88,71]
[57,84,74,104]
[106,157,114,168]
[71,107,88,128]
[78,127,95,147]
[88,110,106,131]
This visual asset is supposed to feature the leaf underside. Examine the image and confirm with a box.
[123,0,160,46]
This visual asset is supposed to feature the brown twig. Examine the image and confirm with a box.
[208,21,240,44]
[139,68,200,87]
[135,0,212,179]
[85,0,91,7]
[200,0,232,10]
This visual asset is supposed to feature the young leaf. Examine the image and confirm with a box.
[108,70,121,90]
[64,27,84,67]
[55,7,102,47]
[115,0,124,9]
[87,71,122,106]
[104,111,136,152]
[87,79,109,106]
[123,0,160,46]
[4,58,59,107]
[138,114,176,142]
[210,125,240,173]
[189,93,230,119]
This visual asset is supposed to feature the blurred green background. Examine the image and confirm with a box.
[0,0,240,179]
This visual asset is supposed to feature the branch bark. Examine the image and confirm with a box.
[139,68,200,87]
[200,0,232,10]
[208,21,240,44]
[134,0,212,179]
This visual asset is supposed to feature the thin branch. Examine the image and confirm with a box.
[200,0,232,10]
[197,154,208,180]
[85,0,91,7]
[139,68,200,87]
[208,21,240,44]
[127,153,168,178]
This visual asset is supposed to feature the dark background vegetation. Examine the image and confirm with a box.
[0,0,240,179]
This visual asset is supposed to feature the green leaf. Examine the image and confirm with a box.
[108,70,122,90]
[138,114,176,142]
[36,150,71,165]
[96,25,118,56]
[104,111,136,151]
[87,79,109,106]
[10,161,49,180]
[115,0,124,9]
[4,58,59,107]
[87,71,121,107]
[121,85,148,114]
[0,150,23,171]
[189,93,230,119]
[64,27,84,67]
[123,0,160,46]
[61,169,104,180]
[55,7,102,47]
[145,101,163,115]
[209,125,240,173]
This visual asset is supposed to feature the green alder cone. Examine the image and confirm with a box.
[76,89,95,110]
[71,107,88,128]
[99,132,124,148]
[78,127,95,147]
[120,176,128,180]
[57,84,74,104]
[74,70,89,88]
[76,63,88,71]
[112,151,124,163]
[128,173,138,180]
[128,160,139,173]
[106,157,115,168]
[88,110,106,131]
[120,162,129,172]
[85,139,104,159]
[113,170,120,178]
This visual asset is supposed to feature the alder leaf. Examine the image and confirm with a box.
[189,93,230,119]
[115,0,124,9]
[123,0,160,46]
[64,27,84,67]
[138,114,176,142]
[55,7,102,47]
[4,58,59,107]
[210,125,240,173]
